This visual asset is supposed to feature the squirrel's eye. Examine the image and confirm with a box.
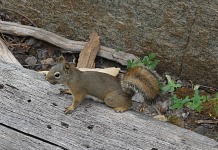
[54,72,60,79]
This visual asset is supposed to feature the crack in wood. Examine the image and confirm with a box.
[5,83,19,90]
[0,123,69,150]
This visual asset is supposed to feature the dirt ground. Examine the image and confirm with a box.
[0,11,217,141]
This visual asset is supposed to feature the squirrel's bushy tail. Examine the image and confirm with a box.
[121,67,159,102]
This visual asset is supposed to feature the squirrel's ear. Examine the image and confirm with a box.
[58,56,66,64]
[64,62,71,74]
[64,62,71,70]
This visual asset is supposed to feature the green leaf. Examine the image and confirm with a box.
[115,48,121,52]
[182,96,190,103]
[195,105,202,112]
[149,53,156,59]
[194,85,200,90]
[162,85,170,92]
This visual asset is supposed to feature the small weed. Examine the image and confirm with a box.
[161,75,181,93]
[210,93,218,114]
[127,53,160,69]
[216,134,218,141]
[142,53,160,69]
[171,85,208,112]
[171,95,190,109]
[112,47,122,56]
[115,47,121,52]
[162,75,217,113]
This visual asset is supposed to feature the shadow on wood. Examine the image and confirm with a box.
[0,62,217,150]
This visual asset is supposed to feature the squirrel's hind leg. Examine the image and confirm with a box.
[104,91,132,113]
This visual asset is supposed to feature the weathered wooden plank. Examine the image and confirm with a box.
[0,62,217,150]
[77,32,100,68]
[0,125,63,150]
[0,21,138,65]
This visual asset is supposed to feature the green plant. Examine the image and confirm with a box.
[112,47,122,56]
[142,53,160,69]
[115,47,121,52]
[171,85,208,112]
[171,95,189,109]
[161,75,216,113]
[161,75,181,93]
[210,93,218,114]
[216,134,218,141]
[127,53,160,69]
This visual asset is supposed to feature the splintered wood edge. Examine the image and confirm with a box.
[77,32,100,68]
[0,21,138,66]
[0,37,22,66]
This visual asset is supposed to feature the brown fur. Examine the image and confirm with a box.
[121,67,159,101]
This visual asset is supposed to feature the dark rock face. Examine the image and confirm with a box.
[2,0,218,87]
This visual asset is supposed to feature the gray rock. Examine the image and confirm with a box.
[25,38,38,46]
[193,126,208,135]
[40,58,54,65]
[2,0,218,86]
[36,49,48,60]
[25,56,37,66]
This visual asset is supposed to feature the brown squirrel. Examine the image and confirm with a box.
[46,56,159,114]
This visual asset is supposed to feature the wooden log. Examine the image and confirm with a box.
[0,37,22,66]
[0,21,138,66]
[0,61,217,150]
[77,32,100,68]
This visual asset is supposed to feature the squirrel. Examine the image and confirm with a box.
[46,56,159,114]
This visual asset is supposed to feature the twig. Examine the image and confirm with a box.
[195,120,218,124]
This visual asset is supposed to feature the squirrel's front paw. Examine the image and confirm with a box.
[64,105,75,114]
[114,107,128,113]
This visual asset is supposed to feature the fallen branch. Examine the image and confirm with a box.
[0,21,138,65]
[195,120,218,124]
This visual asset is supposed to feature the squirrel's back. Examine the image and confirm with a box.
[121,67,159,101]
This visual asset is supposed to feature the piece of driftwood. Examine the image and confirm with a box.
[0,37,22,66]
[0,21,138,65]
[0,62,217,150]
[77,32,100,68]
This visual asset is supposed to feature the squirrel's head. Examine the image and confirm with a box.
[46,56,72,84]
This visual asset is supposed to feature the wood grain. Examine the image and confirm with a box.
[0,62,217,150]
[0,21,138,65]
[77,32,100,68]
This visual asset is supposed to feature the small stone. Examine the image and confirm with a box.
[37,49,48,59]
[25,56,37,66]
[193,126,207,135]
[40,58,55,65]
[26,38,38,46]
